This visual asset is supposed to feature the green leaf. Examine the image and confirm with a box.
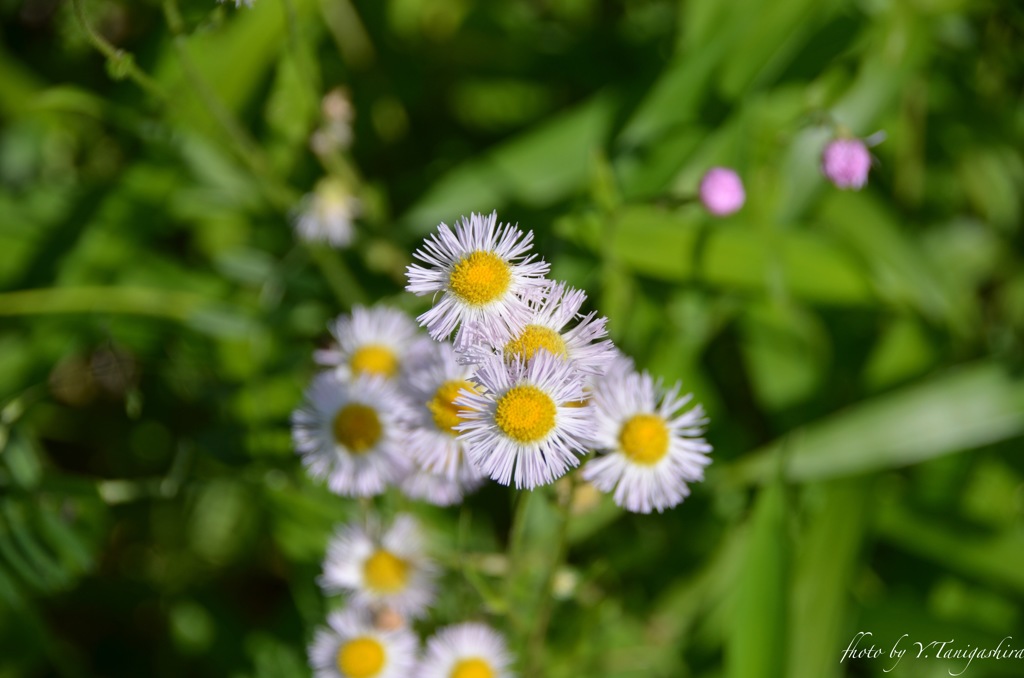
[717,0,841,98]
[248,633,307,678]
[863,316,937,389]
[264,47,322,174]
[649,525,750,651]
[35,502,95,576]
[0,39,43,117]
[876,497,1024,596]
[558,206,874,305]
[400,95,615,232]
[0,432,42,490]
[731,362,1024,484]
[505,489,560,614]
[617,45,725,149]
[739,302,830,410]
[819,191,968,329]
[787,479,871,678]
[0,513,46,592]
[1,501,69,591]
[188,479,258,566]
[154,0,321,126]
[726,480,790,678]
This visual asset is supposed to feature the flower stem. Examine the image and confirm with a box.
[70,0,168,101]
[0,287,206,321]
[304,245,369,307]
[161,0,293,205]
[524,477,577,676]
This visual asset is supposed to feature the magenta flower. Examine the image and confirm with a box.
[821,138,871,190]
[699,167,745,217]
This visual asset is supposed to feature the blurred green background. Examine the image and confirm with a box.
[2,0,1024,676]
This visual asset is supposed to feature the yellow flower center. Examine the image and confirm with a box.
[494,385,557,443]
[427,379,477,435]
[504,324,567,362]
[336,636,386,678]
[618,414,670,465]
[363,549,409,593]
[349,345,399,378]
[333,404,382,454]
[448,251,512,306]
[450,658,495,678]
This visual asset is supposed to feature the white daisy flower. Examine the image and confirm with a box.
[418,622,514,678]
[292,372,411,497]
[294,177,360,247]
[461,280,616,376]
[402,341,486,482]
[320,514,437,619]
[399,467,484,507]
[405,211,550,350]
[581,369,711,514]
[314,306,420,381]
[308,608,418,678]
[456,351,591,490]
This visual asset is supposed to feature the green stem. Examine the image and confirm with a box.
[503,490,534,639]
[317,0,376,68]
[70,0,168,100]
[305,245,369,307]
[278,0,362,189]
[159,0,370,312]
[524,478,577,676]
[0,287,207,321]
[161,0,296,211]
[280,0,322,96]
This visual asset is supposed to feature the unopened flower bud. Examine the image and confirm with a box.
[699,167,745,217]
[322,88,353,125]
[821,138,871,190]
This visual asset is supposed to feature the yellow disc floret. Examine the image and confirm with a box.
[618,414,670,465]
[494,385,557,443]
[451,658,495,678]
[349,345,399,378]
[504,324,567,361]
[333,404,383,454]
[427,379,477,435]
[448,251,512,306]
[336,636,386,678]
[363,549,409,593]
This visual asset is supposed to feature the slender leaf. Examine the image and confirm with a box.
[731,362,1024,484]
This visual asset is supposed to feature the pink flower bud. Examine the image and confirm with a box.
[821,138,871,190]
[699,167,745,216]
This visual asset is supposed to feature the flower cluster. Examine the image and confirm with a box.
[308,513,513,678]
[292,210,713,509]
[293,211,716,676]
[403,211,713,508]
[292,302,486,506]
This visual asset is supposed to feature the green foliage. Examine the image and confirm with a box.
[1,0,1023,676]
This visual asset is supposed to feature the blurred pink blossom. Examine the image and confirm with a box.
[699,167,745,217]
[821,138,872,190]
